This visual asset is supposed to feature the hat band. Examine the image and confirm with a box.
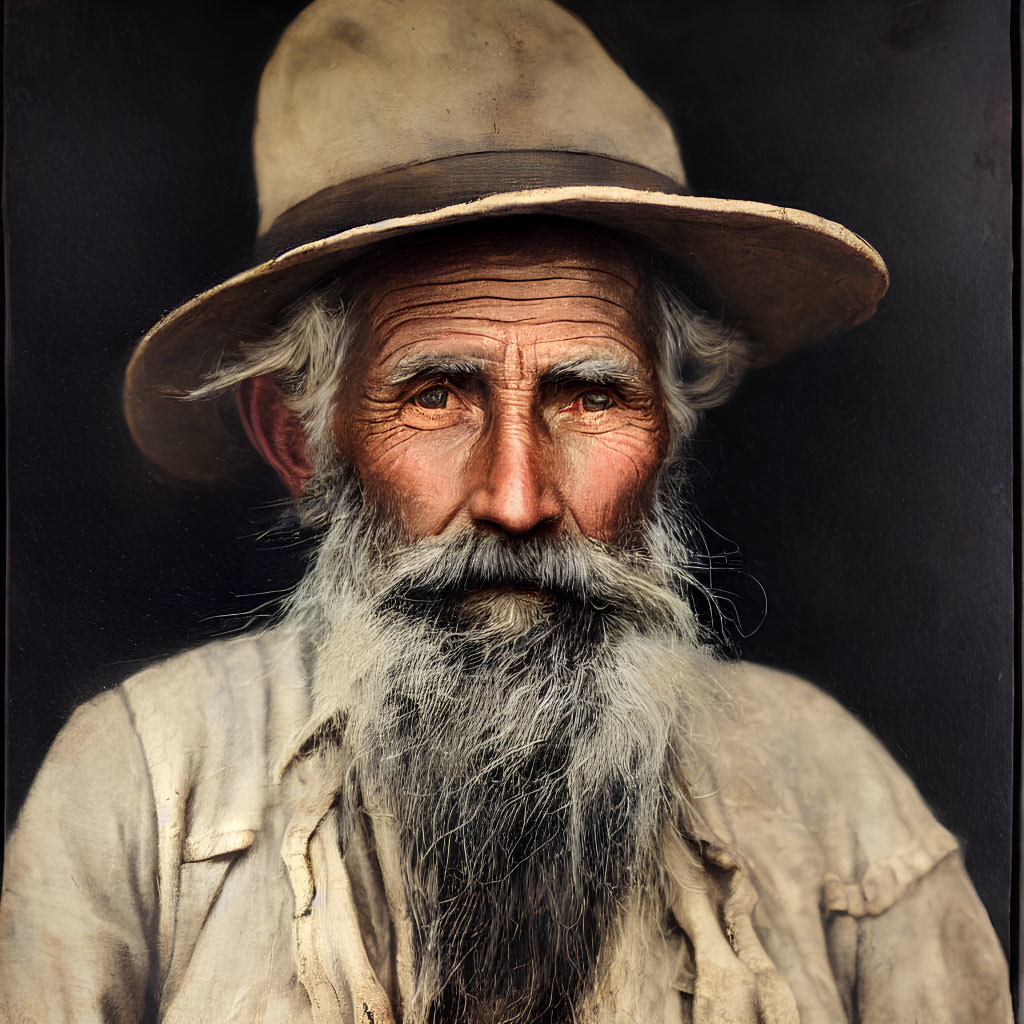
[255,150,688,261]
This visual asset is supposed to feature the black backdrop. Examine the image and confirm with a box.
[5,0,1016,963]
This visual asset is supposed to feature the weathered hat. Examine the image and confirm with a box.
[124,0,888,484]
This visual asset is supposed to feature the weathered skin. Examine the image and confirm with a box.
[332,226,668,543]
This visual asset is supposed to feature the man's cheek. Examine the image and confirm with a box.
[558,430,662,535]
[358,424,474,530]
[563,425,663,483]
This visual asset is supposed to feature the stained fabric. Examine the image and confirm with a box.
[0,627,1011,1023]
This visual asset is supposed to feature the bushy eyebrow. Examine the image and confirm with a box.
[382,354,647,393]
[539,357,645,390]
[385,355,485,386]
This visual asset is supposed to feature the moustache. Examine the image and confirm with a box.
[368,529,685,629]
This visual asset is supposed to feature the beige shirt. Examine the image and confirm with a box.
[0,627,1011,1023]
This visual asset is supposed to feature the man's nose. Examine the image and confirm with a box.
[467,410,563,536]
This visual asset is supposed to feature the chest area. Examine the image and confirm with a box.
[156,810,697,1024]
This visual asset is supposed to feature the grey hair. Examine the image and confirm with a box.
[644,272,751,445]
[189,252,750,461]
[188,281,358,469]
[283,464,726,1024]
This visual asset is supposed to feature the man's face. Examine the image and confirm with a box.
[333,226,668,545]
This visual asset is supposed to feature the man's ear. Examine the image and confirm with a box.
[237,376,313,497]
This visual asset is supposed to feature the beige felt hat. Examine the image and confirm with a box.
[124,0,889,484]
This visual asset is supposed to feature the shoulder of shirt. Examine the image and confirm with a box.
[114,625,308,746]
[690,659,961,916]
[711,658,888,752]
[703,659,927,808]
[120,623,303,698]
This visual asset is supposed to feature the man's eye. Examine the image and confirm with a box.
[580,391,613,412]
[414,386,450,410]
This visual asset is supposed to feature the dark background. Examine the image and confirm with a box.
[5,0,1016,967]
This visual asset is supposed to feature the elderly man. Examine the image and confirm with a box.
[0,1,1012,1022]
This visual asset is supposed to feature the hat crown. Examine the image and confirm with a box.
[253,0,687,232]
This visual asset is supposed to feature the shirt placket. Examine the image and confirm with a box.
[281,752,399,1024]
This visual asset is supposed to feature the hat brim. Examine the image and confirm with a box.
[124,185,888,484]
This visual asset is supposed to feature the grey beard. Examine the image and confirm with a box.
[287,467,717,1024]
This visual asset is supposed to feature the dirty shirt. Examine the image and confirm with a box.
[0,627,1011,1023]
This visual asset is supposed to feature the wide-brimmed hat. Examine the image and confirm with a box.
[124,0,888,484]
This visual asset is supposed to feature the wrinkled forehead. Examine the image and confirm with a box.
[345,220,645,337]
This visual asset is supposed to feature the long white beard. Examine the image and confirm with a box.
[285,467,721,1024]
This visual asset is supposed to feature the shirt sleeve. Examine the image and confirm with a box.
[851,851,1012,1023]
[0,689,159,1024]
